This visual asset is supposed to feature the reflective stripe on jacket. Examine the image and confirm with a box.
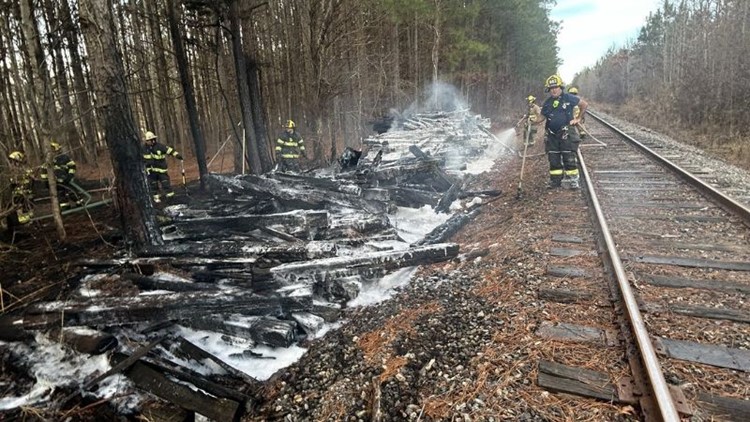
[275,131,305,159]
[144,142,180,172]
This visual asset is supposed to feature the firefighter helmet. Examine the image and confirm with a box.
[145,131,157,141]
[9,151,25,162]
[284,120,296,129]
[544,74,564,91]
[527,95,536,104]
[50,141,62,151]
[568,87,579,95]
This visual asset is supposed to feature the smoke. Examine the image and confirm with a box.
[403,81,468,118]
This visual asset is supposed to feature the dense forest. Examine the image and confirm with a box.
[574,0,750,169]
[0,0,559,177]
[0,0,563,243]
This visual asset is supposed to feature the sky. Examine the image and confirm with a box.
[550,0,664,85]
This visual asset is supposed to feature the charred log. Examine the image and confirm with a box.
[414,209,480,246]
[388,186,441,208]
[434,183,462,214]
[48,327,118,354]
[213,174,389,214]
[166,210,330,238]
[24,291,313,329]
[138,241,336,261]
[271,243,459,284]
[122,272,218,292]
[123,358,241,421]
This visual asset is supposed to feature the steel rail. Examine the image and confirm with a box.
[577,150,681,422]
[588,110,750,227]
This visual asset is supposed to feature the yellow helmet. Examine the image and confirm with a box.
[144,131,157,141]
[568,87,579,95]
[50,141,62,151]
[527,95,536,104]
[284,119,296,129]
[9,151,25,162]
[544,74,564,91]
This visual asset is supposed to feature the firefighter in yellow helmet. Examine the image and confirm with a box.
[142,130,182,203]
[535,74,588,189]
[567,87,588,140]
[524,95,541,146]
[275,119,305,172]
[7,151,35,226]
[40,141,80,208]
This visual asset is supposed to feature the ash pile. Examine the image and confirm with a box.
[0,108,507,420]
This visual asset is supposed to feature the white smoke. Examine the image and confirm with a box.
[403,81,469,118]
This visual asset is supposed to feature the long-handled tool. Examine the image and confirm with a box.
[516,116,532,199]
[180,159,188,196]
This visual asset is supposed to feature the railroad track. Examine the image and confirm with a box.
[570,113,750,421]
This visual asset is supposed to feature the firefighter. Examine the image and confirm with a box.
[7,151,35,226]
[536,74,588,189]
[525,95,541,146]
[275,120,305,172]
[142,130,182,203]
[40,141,80,208]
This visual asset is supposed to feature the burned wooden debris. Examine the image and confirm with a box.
[4,109,506,419]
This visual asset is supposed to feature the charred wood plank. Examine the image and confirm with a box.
[320,214,392,240]
[138,355,254,404]
[459,189,503,199]
[178,337,259,384]
[409,145,455,190]
[434,183,462,213]
[271,243,459,283]
[24,291,313,329]
[59,335,168,406]
[388,186,440,208]
[369,160,438,182]
[49,327,118,354]
[258,226,302,242]
[291,312,326,336]
[0,315,32,341]
[413,209,479,246]
[235,174,388,214]
[124,359,240,421]
[249,318,297,348]
[80,257,263,273]
[138,241,336,261]
[167,210,329,237]
[314,275,361,302]
[122,272,218,292]
[190,269,254,283]
[180,314,260,340]
[269,172,362,196]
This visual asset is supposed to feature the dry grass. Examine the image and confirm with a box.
[356,301,442,366]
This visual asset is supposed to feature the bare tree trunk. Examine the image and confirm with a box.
[227,0,262,174]
[20,0,66,239]
[166,0,208,189]
[79,0,163,247]
[60,0,97,163]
